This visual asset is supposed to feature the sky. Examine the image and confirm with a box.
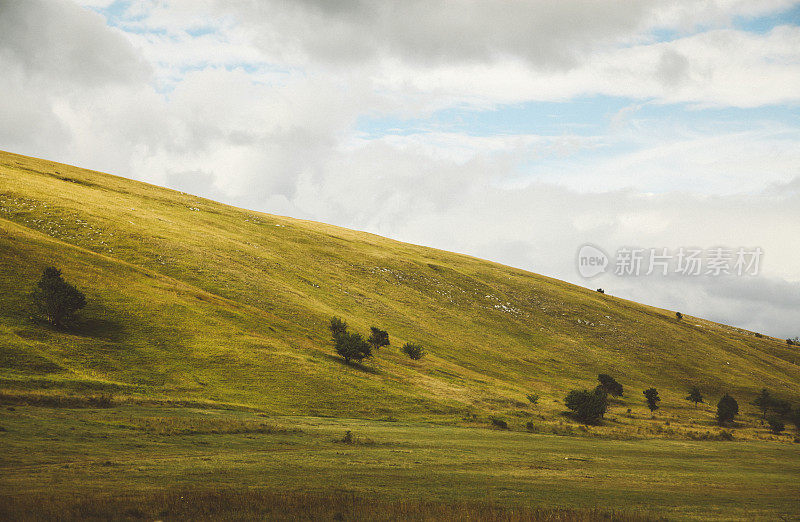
[1,0,798,337]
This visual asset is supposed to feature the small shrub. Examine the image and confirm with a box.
[596,288,604,294]
[526,393,539,405]
[401,342,425,360]
[329,317,348,339]
[597,374,623,397]
[675,311,683,320]
[564,388,608,425]
[367,327,390,351]
[334,332,372,364]
[490,417,508,430]
[525,421,535,432]
[755,332,763,338]
[342,430,353,444]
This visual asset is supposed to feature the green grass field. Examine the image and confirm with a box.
[1,404,798,520]
[1,150,799,519]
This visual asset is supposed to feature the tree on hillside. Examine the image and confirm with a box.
[565,388,608,425]
[597,374,623,397]
[643,388,660,412]
[367,327,390,351]
[766,415,785,435]
[334,331,372,364]
[32,267,86,327]
[685,386,704,408]
[789,407,800,433]
[770,398,792,419]
[401,342,425,360]
[716,394,739,426]
[752,389,772,419]
[675,312,683,320]
[329,317,348,339]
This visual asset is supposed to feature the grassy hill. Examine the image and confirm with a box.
[2,149,800,520]
[1,149,798,425]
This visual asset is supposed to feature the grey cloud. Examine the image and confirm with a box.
[218,0,656,69]
[0,0,152,165]
[656,49,690,86]
[0,0,149,87]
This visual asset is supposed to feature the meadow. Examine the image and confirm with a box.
[1,150,799,519]
[1,404,798,520]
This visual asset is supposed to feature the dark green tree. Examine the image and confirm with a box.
[716,394,739,426]
[597,374,623,397]
[329,317,348,339]
[334,331,372,364]
[675,311,683,320]
[32,267,86,327]
[752,389,772,419]
[643,388,660,412]
[685,386,704,408]
[401,342,425,360]
[564,388,608,425]
[771,398,792,418]
[789,407,800,432]
[766,415,785,435]
[367,327,390,351]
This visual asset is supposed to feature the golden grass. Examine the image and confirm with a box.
[0,488,660,522]
[0,148,798,434]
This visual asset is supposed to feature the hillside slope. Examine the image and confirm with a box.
[1,150,798,421]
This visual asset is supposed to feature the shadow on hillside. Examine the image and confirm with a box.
[318,353,382,375]
[30,315,127,342]
[70,317,126,342]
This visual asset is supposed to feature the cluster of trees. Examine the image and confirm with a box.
[787,337,799,346]
[563,374,623,424]
[751,388,800,434]
[29,268,798,434]
[680,385,739,425]
[563,375,799,433]
[329,317,425,365]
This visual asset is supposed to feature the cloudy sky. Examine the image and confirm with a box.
[1,0,799,337]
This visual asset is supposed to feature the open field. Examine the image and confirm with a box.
[1,404,799,520]
[1,150,799,519]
